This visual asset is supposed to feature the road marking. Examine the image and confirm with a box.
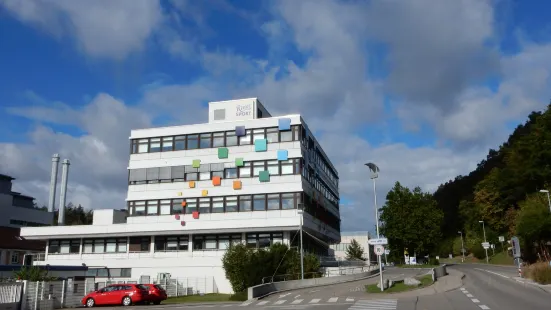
[274,300,286,305]
[279,293,291,298]
[472,299,480,303]
[462,290,469,294]
[350,299,398,309]
[310,289,320,293]
[328,297,338,302]
[291,299,303,304]
[479,305,490,309]
[309,299,320,303]
[346,297,355,302]
[240,300,253,306]
[294,294,301,298]
[257,301,269,305]
[467,294,473,297]
[460,287,466,291]
[474,268,510,279]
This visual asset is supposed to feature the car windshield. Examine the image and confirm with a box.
[154,285,165,291]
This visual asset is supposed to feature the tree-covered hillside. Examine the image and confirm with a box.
[433,105,551,262]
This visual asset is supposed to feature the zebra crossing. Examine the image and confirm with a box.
[238,297,397,308]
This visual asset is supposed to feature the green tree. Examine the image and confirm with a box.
[14,266,57,281]
[54,203,93,225]
[345,239,365,261]
[380,182,444,261]
[516,193,551,261]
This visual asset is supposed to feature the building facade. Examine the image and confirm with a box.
[20,98,341,293]
[329,231,373,263]
[0,174,54,228]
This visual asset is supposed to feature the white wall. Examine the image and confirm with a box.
[208,98,258,123]
[330,232,370,261]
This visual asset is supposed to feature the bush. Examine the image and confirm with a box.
[229,291,248,301]
[428,257,440,265]
[222,243,321,293]
[525,262,551,284]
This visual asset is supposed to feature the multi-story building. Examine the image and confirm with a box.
[20,98,341,293]
[329,231,373,263]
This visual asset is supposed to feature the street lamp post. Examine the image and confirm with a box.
[365,163,384,292]
[298,208,304,280]
[539,189,551,213]
[458,231,465,263]
[479,220,489,263]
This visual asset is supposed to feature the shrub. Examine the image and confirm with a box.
[525,262,551,284]
[229,291,248,301]
[428,257,440,265]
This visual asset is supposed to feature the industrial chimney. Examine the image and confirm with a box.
[57,159,70,226]
[47,154,60,213]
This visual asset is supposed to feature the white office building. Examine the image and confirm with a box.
[20,98,341,294]
[329,231,372,263]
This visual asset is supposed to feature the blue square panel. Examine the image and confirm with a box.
[255,139,267,152]
[235,126,246,137]
[277,150,288,161]
[278,118,291,131]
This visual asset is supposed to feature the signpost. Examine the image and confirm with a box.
[511,236,522,277]
[375,245,385,256]
[481,242,490,249]
[499,236,505,252]
[368,238,388,246]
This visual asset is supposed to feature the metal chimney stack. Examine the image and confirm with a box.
[57,159,70,226]
[48,154,60,213]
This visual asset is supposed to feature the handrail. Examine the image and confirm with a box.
[261,272,322,284]
[261,265,376,284]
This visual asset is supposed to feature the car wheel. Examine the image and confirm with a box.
[86,298,95,308]
[122,296,132,306]
[153,301,161,305]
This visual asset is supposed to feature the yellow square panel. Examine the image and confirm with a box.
[202,190,208,197]
[177,192,183,196]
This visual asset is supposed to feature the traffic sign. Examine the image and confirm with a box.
[384,249,390,255]
[498,236,505,242]
[482,242,490,249]
[511,236,521,258]
[374,245,385,256]
[368,238,388,245]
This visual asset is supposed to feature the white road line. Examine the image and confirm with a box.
[274,300,286,305]
[257,301,269,305]
[291,299,304,304]
[346,297,355,302]
[240,300,254,306]
[349,299,398,310]
[462,290,469,294]
[279,293,291,298]
[294,294,301,298]
[328,297,338,302]
[479,305,490,309]
[309,298,321,303]
[472,299,480,303]
[460,287,466,291]
[467,294,473,297]
[474,268,510,279]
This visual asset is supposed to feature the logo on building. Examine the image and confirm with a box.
[236,104,252,117]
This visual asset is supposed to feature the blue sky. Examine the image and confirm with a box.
[1,0,551,232]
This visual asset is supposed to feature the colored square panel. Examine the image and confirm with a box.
[277,150,288,161]
[192,159,201,168]
[233,180,242,190]
[177,192,182,196]
[174,214,180,220]
[202,189,208,196]
[192,211,200,219]
[235,158,244,167]
[255,139,267,152]
[278,118,291,131]
[212,176,222,186]
[189,181,196,188]
[218,147,229,159]
[235,126,246,137]
[180,221,186,226]
[259,170,270,182]
[181,201,187,207]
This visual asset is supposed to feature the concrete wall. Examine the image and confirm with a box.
[0,193,53,228]
[248,267,380,300]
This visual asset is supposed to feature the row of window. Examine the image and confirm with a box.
[9,219,48,227]
[127,192,303,216]
[311,149,338,186]
[330,243,352,251]
[131,126,301,154]
[128,159,302,185]
[303,192,341,231]
[48,232,286,254]
[85,268,132,278]
[302,167,339,207]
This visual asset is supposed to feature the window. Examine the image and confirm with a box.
[187,199,197,212]
[218,235,230,250]
[282,193,295,209]
[267,160,279,175]
[11,252,19,264]
[239,130,251,145]
[246,234,257,248]
[172,199,184,214]
[94,239,105,253]
[293,126,300,141]
[258,234,271,248]
[137,139,148,153]
[266,128,279,143]
[267,194,280,210]
[187,134,199,149]
[193,235,241,250]
[281,160,294,175]
[253,194,266,211]
[135,201,146,215]
[160,200,171,215]
[147,201,158,215]
[246,232,284,248]
[48,240,60,254]
[106,239,117,253]
[131,140,138,154]
[88,238,128,253]
[162,137,173,152]
[294,159,301,175]
[155,236,188,251]
[272,233,283,245]
[212,170,224,179]
[213,132,225,147]
[186,172,198,181]
[280,130,292,142]
[226,131,238,146]
[150,138,161,152]
[60,240,70,253]
[253,162,264,177]
[239,195,252,212]
[225,168,237,179]
[212,197,224,213]
[239,162,251,178]
[199,172,211,181]
[84,240,93,253]
[199,198,210,214]
[252,129,265,142]
[200,133,212,148]
[226,196,238,212]
[129,237,150,252]
[174,136,186,150]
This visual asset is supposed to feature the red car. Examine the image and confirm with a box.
[82,284,149,307]
[142,284,168,304]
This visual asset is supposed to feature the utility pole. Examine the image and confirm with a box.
[458,231,465,263]
[366,163,384,292]
[479,220,489,263]
[298,208,304,280]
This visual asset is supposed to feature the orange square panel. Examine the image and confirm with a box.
[181,201,187,207]
[212,176,222,186]
[233,180,242,190]
[189,181,196,188]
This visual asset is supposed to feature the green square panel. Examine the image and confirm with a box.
[192,159,201,168]
[255,139,267,152]
[259,170,270,182]
[235,158,244,167]
[218,147,229,159]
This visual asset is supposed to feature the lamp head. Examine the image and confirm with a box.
[365,163,380,179]
[540,189,549,193]
[479,220,484,223]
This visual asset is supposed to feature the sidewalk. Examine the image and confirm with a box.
[512,277,551,293]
